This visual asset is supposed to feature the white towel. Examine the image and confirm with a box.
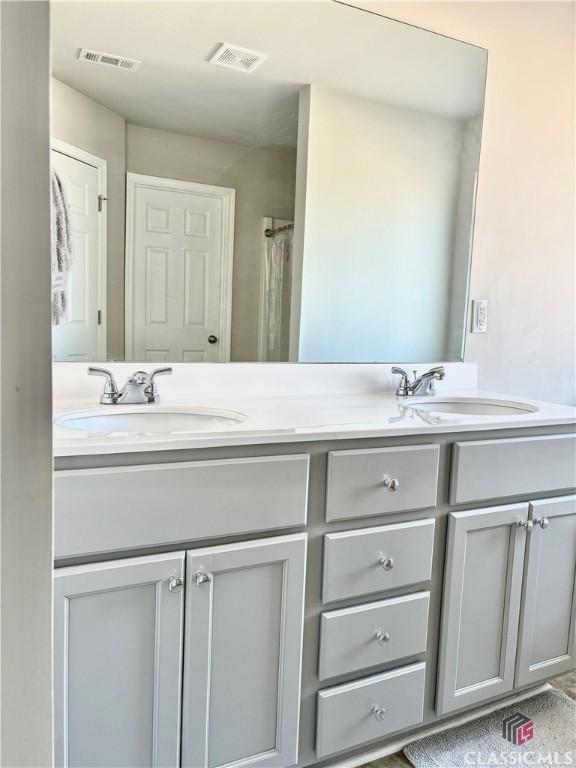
[51,169,73,324]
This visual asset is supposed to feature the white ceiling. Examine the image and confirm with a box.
[51,1,487,148]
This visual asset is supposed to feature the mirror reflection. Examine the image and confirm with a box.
[50,1,487,363]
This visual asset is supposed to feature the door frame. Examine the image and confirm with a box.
[125,172,235,362]
[50,138,108,359]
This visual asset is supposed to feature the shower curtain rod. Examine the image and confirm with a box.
[264,224,294,238]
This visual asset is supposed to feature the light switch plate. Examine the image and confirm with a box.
[471,299,488,333]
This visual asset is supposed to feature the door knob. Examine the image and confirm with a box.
[383,476,400,492]
[195,571,211,587]
[534,517,550,529]
[375,631,391,646]
[208,335,218,344]
[168,576,184,592]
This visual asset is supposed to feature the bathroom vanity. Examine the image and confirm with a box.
[52,364,576,768]
[46,3,574,766]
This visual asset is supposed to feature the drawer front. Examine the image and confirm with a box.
[319,592,430,681]
[54,455,309,558]
[322,519,435,603]
[451,434,576,505]
[316,662,426,758]
[326,445,439,521]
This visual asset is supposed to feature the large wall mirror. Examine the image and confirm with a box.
[50,1,487,363]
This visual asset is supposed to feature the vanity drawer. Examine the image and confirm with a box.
[326,444,439,521]
[316,662,426,758]
[451,434,576,505]
[319,592,430,680]
[54,455,309,558]
[322,519,435,603]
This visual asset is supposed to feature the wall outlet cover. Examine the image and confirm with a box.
[471,299,488,333]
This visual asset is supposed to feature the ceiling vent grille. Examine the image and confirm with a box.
[208,43,267,74]
[77,48,141,72]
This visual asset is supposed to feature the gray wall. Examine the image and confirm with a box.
[296,85,468,363]
[1,3,53,764]
[51,78,126,359]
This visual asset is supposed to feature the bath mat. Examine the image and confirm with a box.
[403,688,576,767]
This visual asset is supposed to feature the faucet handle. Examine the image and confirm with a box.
[88,367,119,405]
[150,367,173,381]
[147,367,173,402]
[391,367,411,397]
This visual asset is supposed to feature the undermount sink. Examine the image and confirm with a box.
[56,407,246,435]
[410,397,539,416]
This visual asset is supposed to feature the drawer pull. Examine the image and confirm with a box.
[382,476,400,492]
[375,631,391,646]
[168,575,184,592]
[378,555,395,571]
[372,705,387,721]
[195,571,212,587]
[534,516,550,529]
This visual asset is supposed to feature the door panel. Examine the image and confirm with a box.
[437,503,528,715]
[54,553,185,768]
[182,533,307,768]
[51,149,103,360]
[516,496,576,686]
[126,174,234,362]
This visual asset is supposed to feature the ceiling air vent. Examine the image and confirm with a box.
[208,43,267,74]
[77,48,141,72]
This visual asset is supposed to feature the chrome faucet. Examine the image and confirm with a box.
[88,367,172,405]
[391,366,446,397]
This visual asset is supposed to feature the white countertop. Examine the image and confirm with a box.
[53,389,576,458]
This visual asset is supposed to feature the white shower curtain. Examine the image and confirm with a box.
[262,229,292,361]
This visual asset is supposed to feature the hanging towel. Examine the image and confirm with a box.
[51,169,73,324]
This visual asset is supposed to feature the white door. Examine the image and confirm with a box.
[182,534,307,768]
[51,148,105,360]
[126,173,234,362]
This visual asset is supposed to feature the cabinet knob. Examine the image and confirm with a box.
[195,571,212,587]
[534,516,550,529]
[372,706,387,721]
[168,575,184,593]
[208,335,218,344]
[375,631,391,646]
[383,476,400,492]
[517,519,533,531]
[378,556,395,571]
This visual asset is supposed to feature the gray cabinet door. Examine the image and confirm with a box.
[516,495,576,687]
[54,553,185,767]
[437,504,529,715]
[182,533,307,768]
